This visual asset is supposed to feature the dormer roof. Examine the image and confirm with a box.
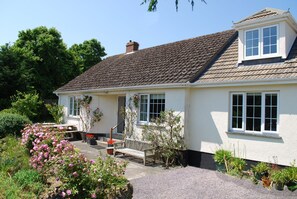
[233,8,297,32]
[234,8,288,25]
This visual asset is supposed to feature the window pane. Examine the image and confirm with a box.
[149,94,165,122]
[70,97,73,115]
[140,95,148,122]
[246,93,261,131]
[246,30,259,57]
[263,26,277,55]
[264,93,278,131]
[254,119,261,131]
[246,118,253,131]
[231,94,243,129]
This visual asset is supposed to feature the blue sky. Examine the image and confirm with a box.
[1,0,296,56]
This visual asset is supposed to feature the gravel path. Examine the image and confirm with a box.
[131,166,297,199]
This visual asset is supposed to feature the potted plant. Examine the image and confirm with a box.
[213,149,232,173]
[86,133,97,145]
[251,162,270,180]
[107,139,116,155]
[229,157,246,177]
[271,169,287,191]
[283,166,297,192]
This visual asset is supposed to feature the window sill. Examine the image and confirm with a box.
[67,116,80,119]
[226,131,282,139]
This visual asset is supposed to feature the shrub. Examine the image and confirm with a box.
[213,149,233,172]
[229,157,246,176]
[0,113,31,138]
[0,172,37,199]
[142,110,185,168]
[45,103,64,124]
[251,162,270,180]
[282,164,297,191]
[21,124,131,198]
[271,169,287,190]
[0,136,30,174]
[11,91,42,121]
[13,169,44,195]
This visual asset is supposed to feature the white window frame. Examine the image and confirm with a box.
[229,92,279,134]
[138,93,165,124]
[244,24,279,60]
[69,96,80,117]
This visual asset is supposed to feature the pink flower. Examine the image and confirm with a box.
[66,190,71,195]
[61,191,66,197]
[90,159,95,164]
[73,171,78,177]
[91,193,96,198]
[69,163,74,167]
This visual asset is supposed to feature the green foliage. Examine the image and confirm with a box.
[229,157,246,177]
[251,162,270,179]
[79,95,103,132]
[213,149,232,165]
[45,103,64,124]
[0,113,31,138]
[69,38,106,73]
[0,136,31,174]
[11,91,42,120]
[13,26,78,99]
[13,169,44,195]
[271,169,287,186]
[143,110,185,168]
[141,0,206,12]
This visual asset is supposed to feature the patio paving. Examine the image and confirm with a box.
[71,140,170,180]
[72,140,297,199]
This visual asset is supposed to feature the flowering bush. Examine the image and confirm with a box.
[21,124,132,198]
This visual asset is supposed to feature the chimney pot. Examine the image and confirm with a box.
[126,41,139,53]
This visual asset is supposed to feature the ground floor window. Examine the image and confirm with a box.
[139,94,165,123]
[69,96,80,116]
[230,92,278,133]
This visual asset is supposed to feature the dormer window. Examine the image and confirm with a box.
[245,25,278,59]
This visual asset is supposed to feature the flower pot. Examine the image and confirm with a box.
[274,183,284,191]
[107,148,114,155]
[287,181,297,192]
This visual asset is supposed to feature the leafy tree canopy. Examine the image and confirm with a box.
[142,0,206,12]
[69,39,106,73]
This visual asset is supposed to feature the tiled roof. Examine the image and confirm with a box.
[234,8,287,24]
[196,36,297,83]
[56,29,236,92]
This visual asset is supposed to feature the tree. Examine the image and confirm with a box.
[142,0,206,12]
[13,26,79,99]
[0,44,29,109]
[69,39,106,73]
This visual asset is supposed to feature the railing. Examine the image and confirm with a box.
[109,121,124,141]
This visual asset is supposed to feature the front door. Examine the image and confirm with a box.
[117,96,126,133]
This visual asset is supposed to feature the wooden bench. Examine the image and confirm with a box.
[114,138,155,166]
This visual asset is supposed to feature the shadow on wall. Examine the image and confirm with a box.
[226,133,284,144]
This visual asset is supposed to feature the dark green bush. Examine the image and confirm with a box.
[0,113,31,138]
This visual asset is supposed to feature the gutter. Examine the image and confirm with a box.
[54,77,297,95]
[54,82,189,95]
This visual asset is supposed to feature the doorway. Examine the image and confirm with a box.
[117,96,126,133]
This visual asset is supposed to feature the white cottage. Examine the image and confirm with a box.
[55,8,297,168]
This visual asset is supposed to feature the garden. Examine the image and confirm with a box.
[0,93,132,199]
[213,148,297,192]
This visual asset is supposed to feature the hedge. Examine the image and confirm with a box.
[0,113,31,138]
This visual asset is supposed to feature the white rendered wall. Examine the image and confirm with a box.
[58,94,118,134]
[188,84,297,166]
[125,89,187,140]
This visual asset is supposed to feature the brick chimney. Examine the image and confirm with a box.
[126,40,139,53]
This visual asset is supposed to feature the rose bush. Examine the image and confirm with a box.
[21,124,132,198]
